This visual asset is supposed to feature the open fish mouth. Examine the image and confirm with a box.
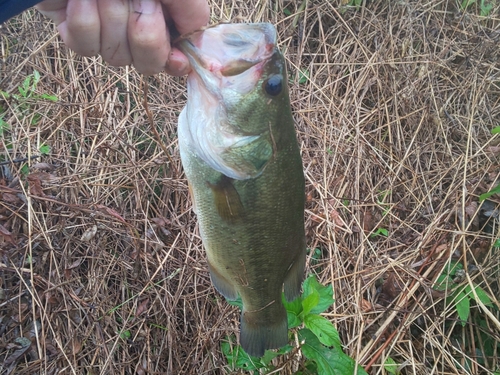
[177,23,286,180]
[177,23,277,97]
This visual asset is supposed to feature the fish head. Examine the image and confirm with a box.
[178,23,290,180]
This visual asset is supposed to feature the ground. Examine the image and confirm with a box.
[0,0,499,374]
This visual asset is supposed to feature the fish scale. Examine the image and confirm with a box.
[178,23,305,357]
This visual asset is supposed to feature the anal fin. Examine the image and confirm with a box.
[207,261,238,300]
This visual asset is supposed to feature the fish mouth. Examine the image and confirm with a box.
[176,23,277,95]
[179,39,262,77]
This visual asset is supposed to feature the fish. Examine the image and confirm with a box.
[177,23,305,357]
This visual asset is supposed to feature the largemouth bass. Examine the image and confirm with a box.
[177,23,305,357]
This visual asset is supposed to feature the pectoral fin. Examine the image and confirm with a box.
[207,175,244,223]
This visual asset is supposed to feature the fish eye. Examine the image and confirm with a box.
[263,74,283,96]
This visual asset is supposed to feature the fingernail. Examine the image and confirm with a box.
[166,53,190,76]
[133,0,157,15]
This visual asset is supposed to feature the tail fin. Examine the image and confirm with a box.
[240,303,288,357]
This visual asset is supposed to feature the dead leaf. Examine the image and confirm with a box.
[4,337,31,366]
[28,172,57,182]
[151,217,171,227]
[32,163,56,171]
[465,201,478,218]
[362,211,375,232]
[66,258,84,270]
[135,299,149,317]
[435,243,449,255]
[80,225,97,242]
[0,224,16,245]
[329,209,345,228]
[71,337,82,355]
[95,205,126,224]
[360,298,373,312]
[27,174,44,196]
[1,192,21,204]
[45,342,59,357]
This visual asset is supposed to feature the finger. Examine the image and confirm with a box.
[59,0,100,56]
[161,0,209,35]
[128,0,170,75]
[36,0,68,25]
[97,0,132,66]
[161,0,209,75]
[164,48,190,76]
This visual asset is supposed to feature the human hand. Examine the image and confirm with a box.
[36,0,210,76]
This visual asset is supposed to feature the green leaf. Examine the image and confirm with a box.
[260,349,280,365]
[295,360,318,375]
[33,70,41,86]
[20,164,29,175]
[466,284,492,307]
[304,314,341,348]
[298,69,309,84]
[299,329,368,375]
[39,144,51,155]
[0,117,9,136]
[480,183,500,201]
[302,289,320,316]
[18,85,27,97]
[480,0,493,16]
[260,344,293,366]
[370,227,388,237]
[302,275,334,314]
[40,93,58,102]
[494,238,500,248]
[461,0,476,9]
[445,261,463,277]
[287,311,302,329]
[492,126,500,135]
[384,357,399,375]
[283,294,302,315]
[450,290,470,326]
[221,340,264,371]
[283,8,292,16]
[283,293,303,327]
[120,330,131,339]
[434,274,453,291]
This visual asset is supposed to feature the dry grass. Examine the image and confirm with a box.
[1,0,499,374]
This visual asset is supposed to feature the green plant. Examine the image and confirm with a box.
[461,0,496,16]
[39,144,51,155]
[370,227,388,238]
[340,0,363,12]
[383,357,400,375]
[223,275,368,375]
[1,70,57,104]
[434,261,493,326]
[480,183,500,201]
[0,70,57,129]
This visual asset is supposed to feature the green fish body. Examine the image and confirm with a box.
[178,23,305,357]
